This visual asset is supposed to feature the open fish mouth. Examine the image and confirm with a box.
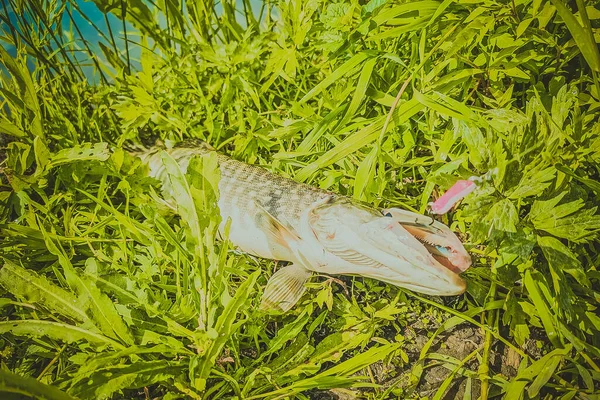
[414,235,466,274]
[382,208,471,278]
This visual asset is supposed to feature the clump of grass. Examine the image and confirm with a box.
[1,0,600,399]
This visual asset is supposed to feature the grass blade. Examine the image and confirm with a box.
[299,52,372,104]
[0,46,43,138]
[193,269,260,391]
[523,270,562,348]
[551,0,600,72]
[295,98,423,182]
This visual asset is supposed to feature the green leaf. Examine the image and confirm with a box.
[98,42,126,70]
[456,121,489,169]
[76,189,153,246]
[265,332,313,372]
[86,0,167,49]
[0,369,75,400]
[338,56,377,130]
[499,228,536,260]
[70,344,189,389]
[295,98,424,181]
[0,259,89,323]
[40,229,134,346]
[186,152,221,230]
[504,345,571,399]
[507,164,555,199]
[0,119,26,138]
[320,342,402,377]
[265,342,398,397]
[503,295,531,347]
[371,1,440,25]
[261,310,311,361]
[69,360,185,399]
[362,0,388,15]
[0,46,43,138]
[83,272,195,338]
[555,164,600,195]
[159,150,203,252]
[0,320,124,349]
[414,91,479,122]
[295,105,346,154]
[537,236,579,321]
[83,259,136,344]
[367,1,439,40]
[485,198,518,232]
[353,146,378,201]
[502,66,530,80]
[33,136,51,174]
[530,194,600,242]
[516,18,534,37]
[529,192,568,221]
[558,322,600,358]
[48,143,111,168]
[538,235,589,287]
[306,331,371,367]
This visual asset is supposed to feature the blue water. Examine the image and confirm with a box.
[1,1,137,83]
[70,2,139,82]
[1,0,265,83]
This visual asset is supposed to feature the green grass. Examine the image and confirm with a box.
[1,0,600,398]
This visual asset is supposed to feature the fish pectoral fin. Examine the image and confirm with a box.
[254,201,301,250]
[260,263,312,313]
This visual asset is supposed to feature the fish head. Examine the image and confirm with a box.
[303,198,471,296]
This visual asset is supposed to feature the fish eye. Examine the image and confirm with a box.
[383,212,392,218]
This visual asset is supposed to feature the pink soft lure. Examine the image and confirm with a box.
[429,179,478,215]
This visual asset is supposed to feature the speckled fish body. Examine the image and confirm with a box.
[136,141,472,312]
[138,141,332,262]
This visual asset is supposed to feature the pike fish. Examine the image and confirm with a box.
[138,141,471,312]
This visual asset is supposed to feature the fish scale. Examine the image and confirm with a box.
[223,159,329,224]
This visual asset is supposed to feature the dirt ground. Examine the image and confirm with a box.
[312,321,540,399]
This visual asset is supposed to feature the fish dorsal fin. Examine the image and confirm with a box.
[260,263,312,313]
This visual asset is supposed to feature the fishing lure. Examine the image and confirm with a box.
[428,169,498,215]
[429,179,478,215]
